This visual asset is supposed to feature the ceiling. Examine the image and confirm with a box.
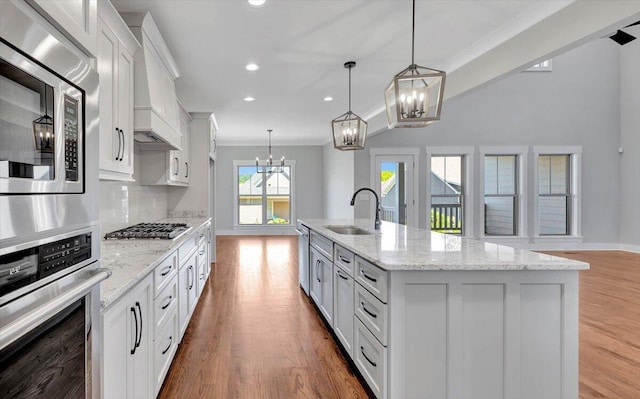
[110,0,638,146]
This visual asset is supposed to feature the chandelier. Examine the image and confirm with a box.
[255,129,285,174]
[384,0,446,128]
[331,61,367,150]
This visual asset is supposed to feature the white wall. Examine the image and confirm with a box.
[167,115,211,215]
[354,37,622,245]
[619,26,640,249]
[100,147,168,234]
[215,145,324,234]
[323,142,355,219]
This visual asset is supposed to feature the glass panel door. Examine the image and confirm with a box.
[374,155,415,226]
[0,57,55,180]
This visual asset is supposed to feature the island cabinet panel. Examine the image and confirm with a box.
[388,270,579,399]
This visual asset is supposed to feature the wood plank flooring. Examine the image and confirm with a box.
[158,235,370,399]
[158,237,640,398]
[541,250,640,399]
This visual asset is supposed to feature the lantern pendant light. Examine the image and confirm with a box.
[255,129,285,174]
[332,61,368,150]
[33,83,54,153]
[384,0,446,129]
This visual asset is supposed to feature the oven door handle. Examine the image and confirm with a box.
[0,268,111,352]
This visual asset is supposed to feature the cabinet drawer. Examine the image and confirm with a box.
[153,251,177,296]
[334,244,354,277]
[355,256,388,303]
[153,310,178,397]
[310,231,333,261]
[354,317,387,399]
[355,283,388,346]
[178,234,198,265]
[153,275,177,337]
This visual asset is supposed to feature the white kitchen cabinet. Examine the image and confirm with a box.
[97,2,139,181]
[102,274,152,399]
[178,247,198,340]
[311,252,334,327]
[333,265,354,357]
[26,0,98,57]
[309,247,322,309]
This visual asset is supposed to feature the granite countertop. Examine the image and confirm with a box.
[299,219,589,271]
[100,216,211,310]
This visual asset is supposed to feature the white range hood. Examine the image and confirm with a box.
[120,11,182,151]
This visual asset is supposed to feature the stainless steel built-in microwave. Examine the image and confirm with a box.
[0,40,84,195]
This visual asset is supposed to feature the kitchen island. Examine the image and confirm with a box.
[299,219,588,399]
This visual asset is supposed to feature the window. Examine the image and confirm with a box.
[430,155,465,234]
[484,155,518,236]
[235,162,293,226]
[537,154,571,235]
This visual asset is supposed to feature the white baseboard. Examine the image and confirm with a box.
[618,243,640,254]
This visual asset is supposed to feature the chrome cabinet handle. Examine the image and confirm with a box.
[130,306,138,355]
[360,269,377,283]
[160,265,172,276]
[161,295,172,310]
[115,127,121,161]
[361,301,377,318]
[315,259,321,283]
[338,255,351,264]
[119,129,125,161]
[360,346,377,367]
[162,336,172,355]
[135,302,142,348]
[188,265,194,290]
[336,270,348,280]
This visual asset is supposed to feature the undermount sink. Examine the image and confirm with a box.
[324,225,374,235]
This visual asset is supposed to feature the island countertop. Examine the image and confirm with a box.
[100,216,211,310]
[298,219,589,271]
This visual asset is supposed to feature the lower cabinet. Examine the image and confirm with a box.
[178,248,198,339]
[309,247,322,308]
[333,265,354,357]
[102,274,153,399]
[354,317,387,399]
[153,310,178,396]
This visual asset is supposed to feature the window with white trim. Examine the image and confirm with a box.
[235,162,293,226]
[427,147,474,236]
[484,155,518,236]
[537,154,571,235]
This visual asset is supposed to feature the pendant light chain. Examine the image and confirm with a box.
[348,65,352,112]
[411,0,415,66]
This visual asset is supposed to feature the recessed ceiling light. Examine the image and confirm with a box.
[246,63,259,71]
[323,96,333,102]
[248,0,265,6]
[244,96,255,102]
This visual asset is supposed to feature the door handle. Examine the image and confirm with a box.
[188,265,194,290]
[119,129,125,161]
[315,259,321,283]
[115,127,121,161]
[185,162,189,178]
[130,306,138,355]
[135,302,142,348]
[174,157,179,176]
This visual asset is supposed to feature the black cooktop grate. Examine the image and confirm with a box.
[104,223,190,240]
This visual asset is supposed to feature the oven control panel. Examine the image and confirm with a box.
[0,233,92,298]
[63,95,79,182]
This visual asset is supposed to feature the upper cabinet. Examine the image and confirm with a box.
[97,1,140,181]
[120,12,182,151]
[26,0,98,57]
[209,113,219,161]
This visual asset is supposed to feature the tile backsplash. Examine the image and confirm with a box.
[100,181,168,234]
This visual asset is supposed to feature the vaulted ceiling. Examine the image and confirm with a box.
[111,0,640,145]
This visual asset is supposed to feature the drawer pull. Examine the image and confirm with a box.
[161,295,172,310]
[338,255,351,264]
[160,265,172,276]
[161,336,173,355]
[337,270,349,280]
[361,302,377,318]
[360,346,377,367]
[200,273,205,281]
[199,250,205,256]
[360,269,378,283]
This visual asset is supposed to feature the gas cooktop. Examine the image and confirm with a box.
[104,223,190,240]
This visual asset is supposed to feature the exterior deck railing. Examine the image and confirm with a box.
[431,203,462,233]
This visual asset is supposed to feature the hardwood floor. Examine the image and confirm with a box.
[158,235,370,399]
[541,250,640,399]
[158,237,639,399]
